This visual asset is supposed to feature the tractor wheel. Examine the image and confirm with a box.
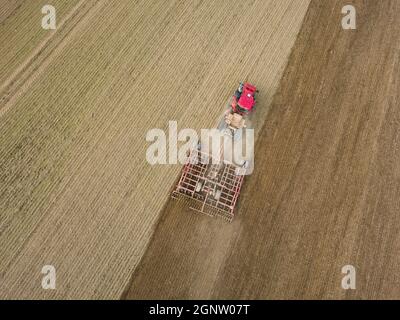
[234,90,241,100]
[217,118,228,131]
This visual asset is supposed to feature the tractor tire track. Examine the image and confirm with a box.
[0,0,101,118]
[0,0,25,24]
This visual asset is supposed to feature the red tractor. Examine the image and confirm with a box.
[231,82,257,115]
[224,82,258,132]
[172,82,258,222]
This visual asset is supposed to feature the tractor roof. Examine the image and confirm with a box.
[238,83,256,110]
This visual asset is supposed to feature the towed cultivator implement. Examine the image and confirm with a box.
[172,148,246,222]
[172,82,257,222]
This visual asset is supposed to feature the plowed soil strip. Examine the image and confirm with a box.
[0,0,309,299]
[124,0,400,299]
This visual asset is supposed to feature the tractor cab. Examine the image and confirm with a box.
[231,82,257,115]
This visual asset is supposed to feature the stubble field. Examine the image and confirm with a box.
[0,0,310,299]
[125,0,400,299]
[3,0,398,300]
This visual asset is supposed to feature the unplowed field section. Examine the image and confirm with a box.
[124,0,400,299]
[0,0,309,299]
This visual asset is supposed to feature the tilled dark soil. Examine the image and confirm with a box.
[124,0,400,299]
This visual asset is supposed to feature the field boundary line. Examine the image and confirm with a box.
[0,0,184,282]
[0,0,102,118]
